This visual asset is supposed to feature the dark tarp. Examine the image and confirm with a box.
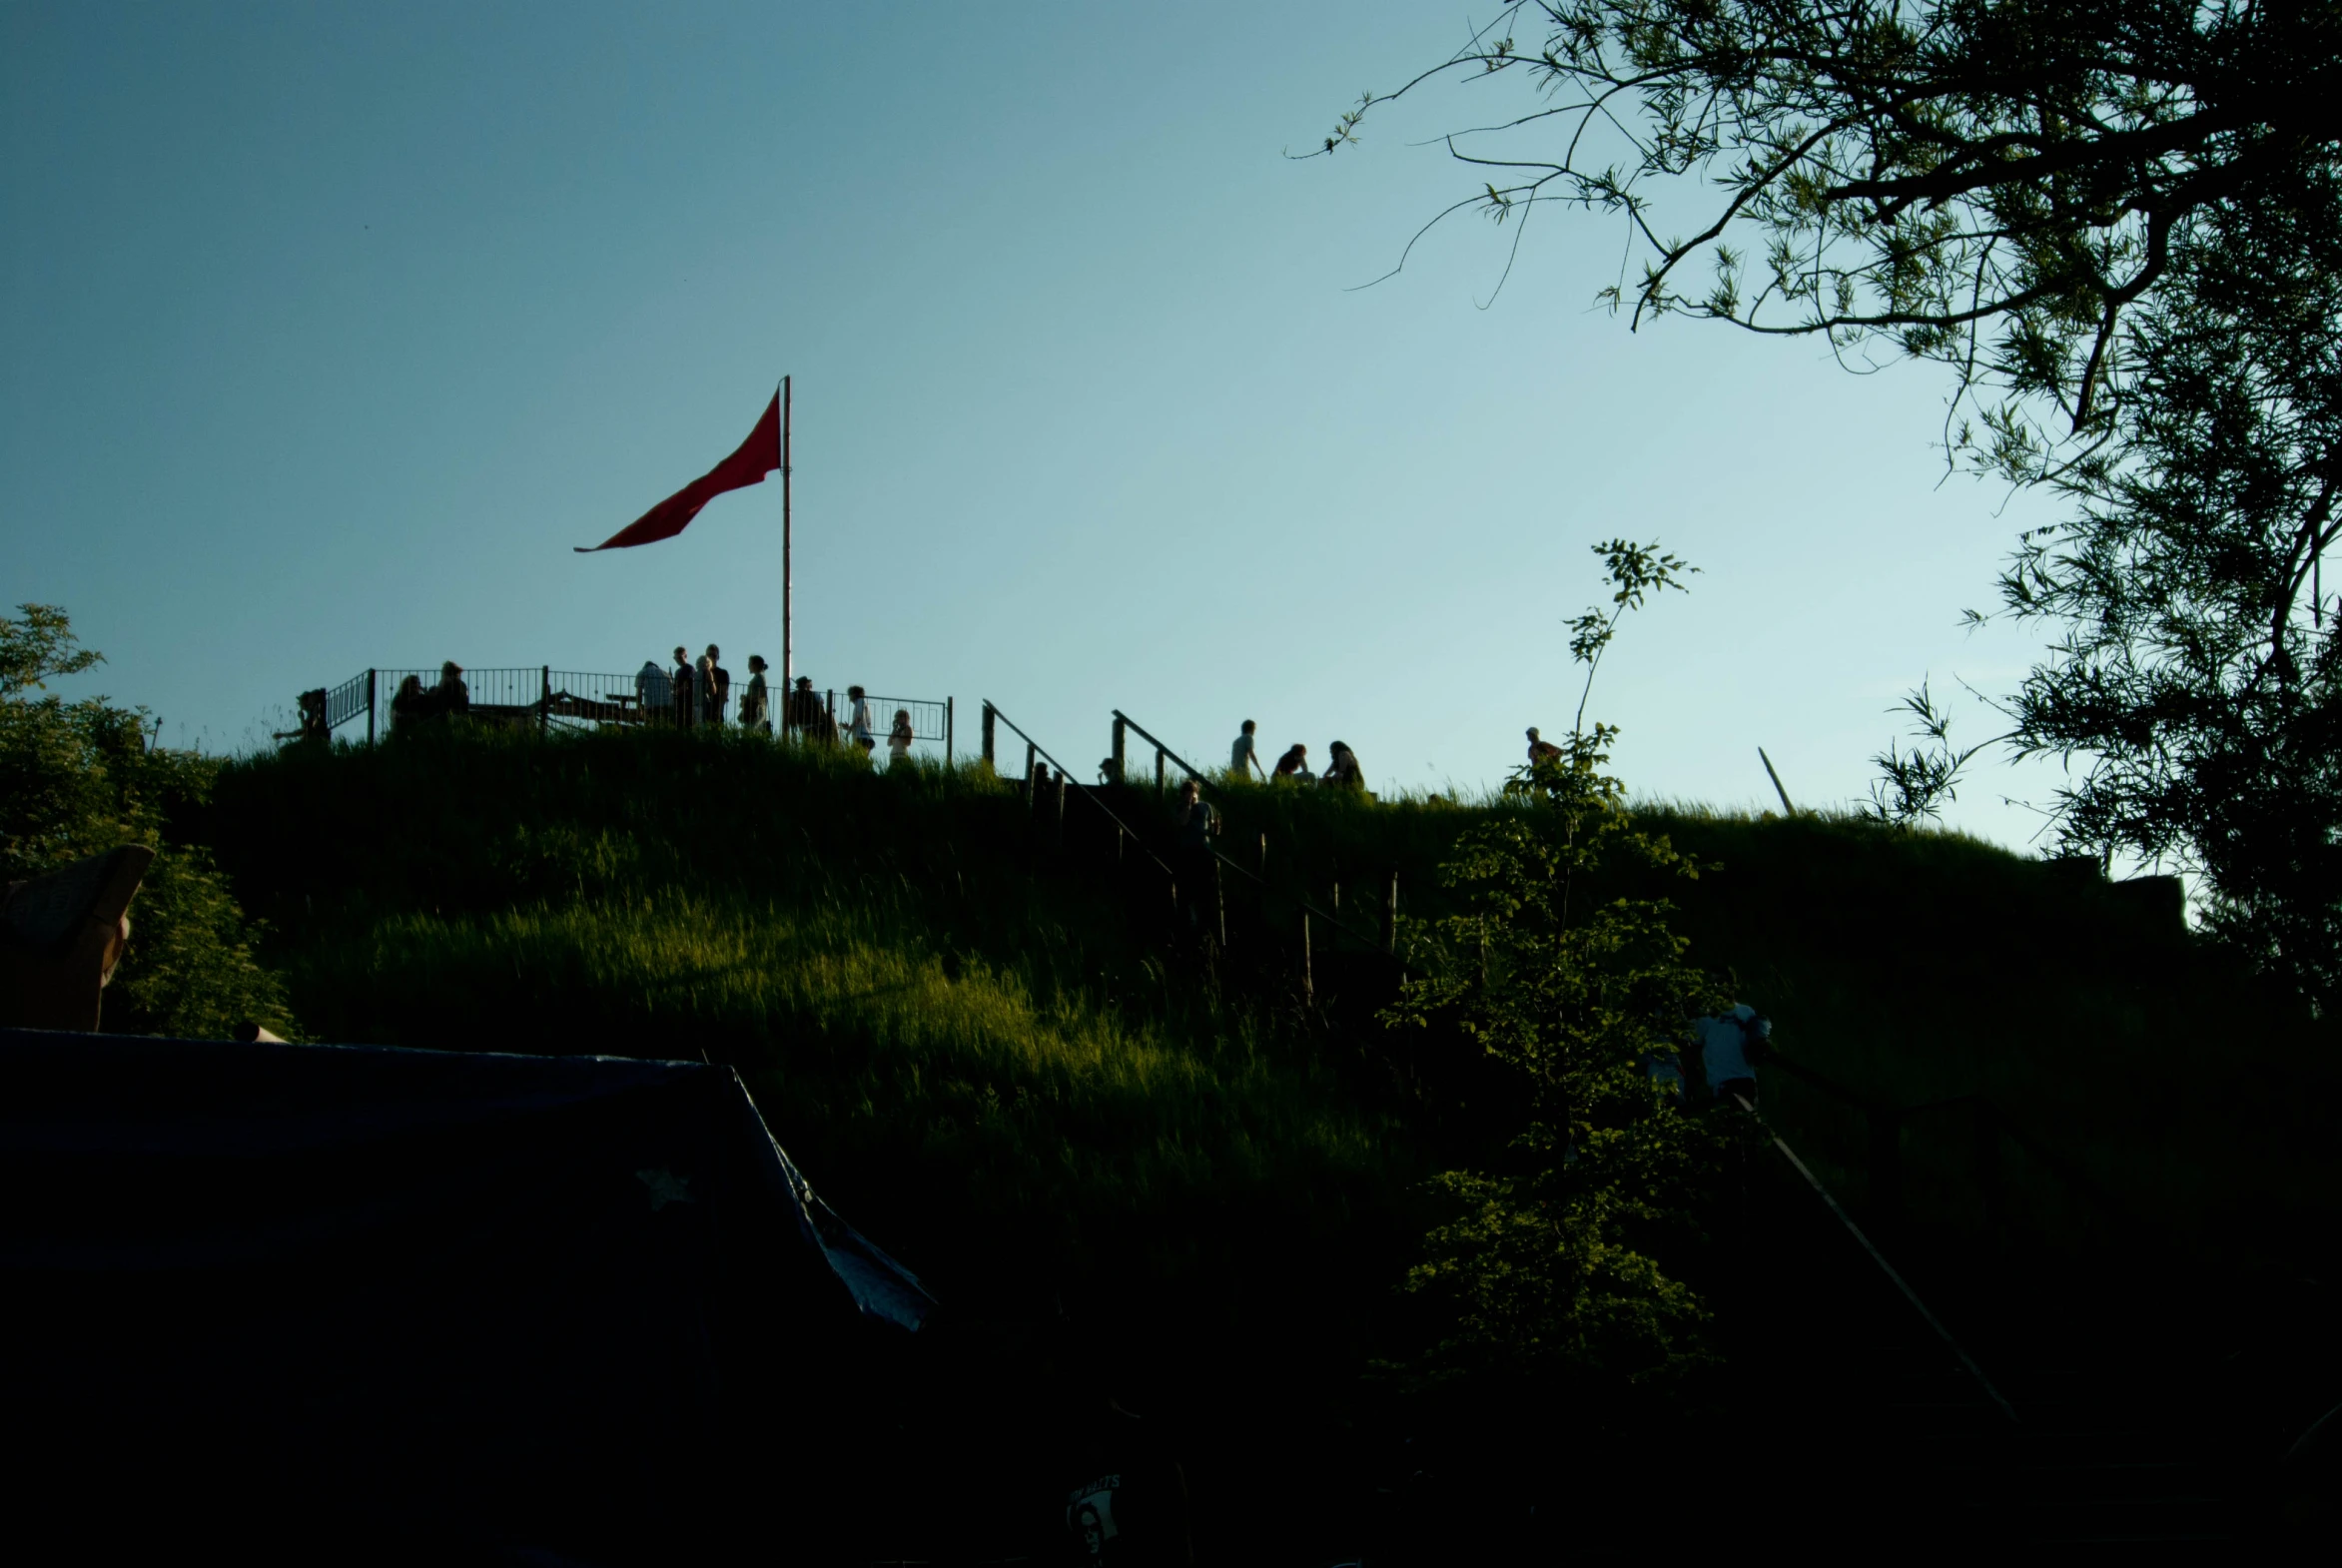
[0,1029,934,1562]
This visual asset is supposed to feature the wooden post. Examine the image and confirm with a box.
[1112,716,1127,783]
[366,668,377,745]
[1025,741,1037,797]
[1053,770,1067,849]
[1383,871,1398,956]
[1759,746,1796,815]
[982,703,996,767]
[540,664,551,734]
[946,697,955,769]
[1300,910,1314,1007]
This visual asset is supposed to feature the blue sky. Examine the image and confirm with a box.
[3,2,2071,846]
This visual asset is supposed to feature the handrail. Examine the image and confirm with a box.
[981,701,1176,881]
[1753,1098,2020,1425]
[1111,708,1404,968]
[1766,1051,2141,1234]
[1111,709,1211,789]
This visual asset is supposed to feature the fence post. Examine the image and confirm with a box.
[1025,742,1037,800]
[1053,771,1067,849]
[366,669,377,745]
[1112,716,1127,783]
[982,703,996,767]
[540,665,551,735]
[946,697,955,769]
[1383,872,1398,956]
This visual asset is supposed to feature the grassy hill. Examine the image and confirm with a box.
[188,726,2339,1408]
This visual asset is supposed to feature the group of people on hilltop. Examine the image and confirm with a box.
[1227,721,1364,791]
[630,648,914,761]
[634,645,752,730]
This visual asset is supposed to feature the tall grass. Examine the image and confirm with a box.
[197,727,2338,1383]
[199,727,1420,1392]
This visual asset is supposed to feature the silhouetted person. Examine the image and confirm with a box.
[671,647,695,729]
[1229,719,1265,781]
[434,661,470,718]
[699,644,726,725]
[887,708,914,766]
[1271,743,1308,781]
[1319,740,1361,790]
[1174,778,1219,929]
[786,676,827,739]
[1526,726,1564,766]
[846,685,875,755]
[740,655,771,733]
[635,659,671,726]
[390,674,426,731]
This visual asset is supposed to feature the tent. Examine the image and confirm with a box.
[1,1028,934,1561]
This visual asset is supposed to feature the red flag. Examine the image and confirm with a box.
[575,391,781,552]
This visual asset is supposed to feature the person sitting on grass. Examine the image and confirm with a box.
[1318,740,1362,790]
[1271,742,1308,781]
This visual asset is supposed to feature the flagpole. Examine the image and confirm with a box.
[781,376,793,706]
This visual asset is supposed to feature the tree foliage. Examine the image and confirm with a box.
[1387,544,1736,1389]
[1314,0,2339,450]
[0,605,295,1038]
[1993,163,2342,1001]
[1322,2,2342,1001]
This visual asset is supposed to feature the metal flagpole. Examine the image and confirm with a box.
[781,376,793,704]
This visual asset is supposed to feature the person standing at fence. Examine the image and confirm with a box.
[670,647,695,729]
[1271,743,1308,781]
[1229,720,1265,781]
[698,645,727,726]
[786,675,825,739]
[636,659,671,726]
[434,661,470,718]
[887,708,914,766]
[390,674,427,731]
[739,655,771,733]
[845,685,875,756]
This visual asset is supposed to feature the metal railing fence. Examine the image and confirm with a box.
[302,667,952,756]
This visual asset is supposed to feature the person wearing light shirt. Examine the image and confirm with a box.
[1693,1004,1772,1109]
